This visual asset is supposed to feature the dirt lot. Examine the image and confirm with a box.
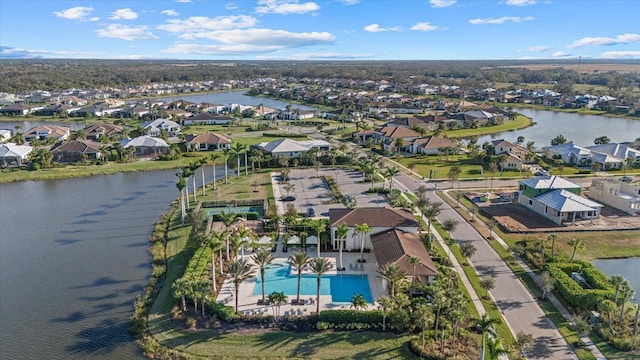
[472,191,640,233]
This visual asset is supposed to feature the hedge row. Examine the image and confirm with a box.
[580,265,613,291]
[211,212,258,221]
[546,264,614,311]
[205,300,236,322]
[319,309,383,325]
[183,246,211,281]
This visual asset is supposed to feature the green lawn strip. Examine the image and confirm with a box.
[432,222,514,348]
[435,115,532,139]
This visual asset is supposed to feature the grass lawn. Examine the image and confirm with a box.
[436,115,532,139]
[208,172,272,202]
[395,155,512,181]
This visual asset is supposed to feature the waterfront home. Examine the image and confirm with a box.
[83,123,125,141]
[589,178,640,216]
[51,139,103,163]
[142,119,181,137]
[23,125,70,142]
[0,129,12,142]
[184,132,231,151]
[518,176,603,225]
[0,142,33,167]
[0,103,43,116]
[544,142,640,170]
[183,112,233,125]
[254,138,330,158]
[491,139,528,160]
[374,126,420,152]
[409,136,458,155]
[121,136,169,158]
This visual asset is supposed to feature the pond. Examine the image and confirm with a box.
[593,258,640,304]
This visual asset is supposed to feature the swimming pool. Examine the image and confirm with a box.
[252,262,373,303]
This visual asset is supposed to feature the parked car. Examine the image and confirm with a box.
[281,196,296,202]
[307,207,315,217]
[535,170,549,176]
[620,176,633,182]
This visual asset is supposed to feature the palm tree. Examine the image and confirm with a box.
[231,142,247,179]
[283,183,296,198]
[414,303,434,348]
[378,263,407,298]
[227,259,255,313]
[251,249,275,304]
[188,161,200,203]
[377,296,393,332]
[473,314,502,360]
[611,275,626,306]
[536,237,548,268]
[218,211,240,261]
[310,220,326,258]
[409,256,421,288]
[486,337,509,360]
[548,234,558,259]
[310,257,333,313]
[599,299,617,333]
[618,280,635,326]
[350,293,368,311]
[181,167,192,209]
[384,166,400,192]
[210,230,226,275]
[355,223,371,263]
[199,157,207,196]
[422,201,442,244]
[432,285,449,339]
[442,218,458,240]
[210,152,221,191]
[447,308,465,352]
[235,225,254,259]
[335,223,349,271]
[208,232,224,292]
[268,291,288,319]
[290,251,311,305]
[222,148,231,184]
[172,277,190,311]
[194,279,211,317]
[175,173,187,225]
[568,237,584,262]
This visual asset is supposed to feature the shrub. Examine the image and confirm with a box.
[319,309,383,326]
[387,309,411,332]
[205,300,236,322]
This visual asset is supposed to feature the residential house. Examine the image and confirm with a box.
[183,113,233,125]
[184,132,231,151]
[0,129,12,142]
[374,126,420,152]
[83,123,125,141]
[142,119,181,137]
[24,125,70,142]
[279,108,315,120]
[0,103,42,116]
[329,207,437,286]
[409,136,459,155]
[121,136,169,158]
[518,176,602,225]
[0,142,33,167]
[51,139,103,163]
[254,138,330,158]
[545,142,640,170]
[589,178,640,216]
[491,139,528,160]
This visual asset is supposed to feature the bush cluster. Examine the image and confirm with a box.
[545,263,614,311]
[205,301,236,322]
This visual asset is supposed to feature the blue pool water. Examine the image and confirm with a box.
[252,263,373,303]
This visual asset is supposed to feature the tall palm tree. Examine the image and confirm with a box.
[350,293,368,311]
[222,148,231,184]
[231,142,247,179]
[235,225,254,259]
[536,237,548,268]
[335,223,349,270]
[181,167,192,209]
[311,220,326,258]
[176,174,187,225]
[618,280,635,326]
[290,251,311,305]
[172,277,190,311]
[473,314,501,360]
[422,201,442,244]
[189,161,200,203]
[377,296,393,332]
[548,234,558,259]
[378,263,407,298]
[227,259,255,313]
[355,223,371,262]
[414,303,434,348]
[447,308,465,352]
[210,152,221,191]
[486,337,509,360]
[611,275,626,306]
[384,166,399,192]
[409,256,421,288]
[208,232,224,292]
[194,279,211,317]
[218,211,240,261]
[568,237,584,262]
[211,230,227,275]
[199,157,207,196]
[251,249,275,304]
[310,257,333,313]
[432,285,449,340]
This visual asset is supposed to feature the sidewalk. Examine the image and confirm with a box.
[439,190,606,360]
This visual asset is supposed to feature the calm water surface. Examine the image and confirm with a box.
[0,170,183,359]
[594,258,640,304]
[157,90,316,111]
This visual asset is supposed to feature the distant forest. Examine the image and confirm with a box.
[0,59,638,94]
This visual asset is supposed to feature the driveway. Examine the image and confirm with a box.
[393,172,578,360]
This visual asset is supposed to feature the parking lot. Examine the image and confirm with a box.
[273,168,388,217]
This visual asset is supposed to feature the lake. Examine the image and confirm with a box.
[157,90,317,111]
[594,258,640,304]
[476,108,640,147]
[0,169,216,359]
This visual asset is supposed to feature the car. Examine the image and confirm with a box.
[620,176,633,182]
[535,170,549,176]
[281,196,296,202]
[307,207,315,217]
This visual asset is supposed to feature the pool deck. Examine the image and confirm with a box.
[216,246,385,316]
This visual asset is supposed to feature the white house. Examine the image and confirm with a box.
[254,138,330,158]
[183,113,233,125]
[589,178,640,216]
[142,119,181,137]
[0,142,33,167]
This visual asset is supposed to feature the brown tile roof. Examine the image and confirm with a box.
[412,136,458,150]
[329,207,418,227]
[184,132,231,145]
[371,228,437,277]
[83,123,124,137]
[377,126,420,139]
[51,139,102,154]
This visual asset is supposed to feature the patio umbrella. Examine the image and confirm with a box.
[287,235,301,245]
[257,235,272,246]
[306,235,318,245]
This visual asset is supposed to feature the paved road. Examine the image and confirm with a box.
[393,172,579,360]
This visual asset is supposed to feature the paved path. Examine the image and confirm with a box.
[392,171,579,360]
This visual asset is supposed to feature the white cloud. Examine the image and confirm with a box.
[96,24,159,41]
[411,22,439,31]
[257,52,375,60]
[166,43,284,55]
[364,24,401,33]
[179,28,335,47]
[53,6,94,20]
[255,0,320,14]
[469,16,534,24]
[598,51,640,59]
[552,51,571,57]
[527,45,548,52]
[90,17,100,22]
[337,0,360,5]
[225,3,238,10]
[175,0,191,3]
[161,9,179,16]
[0,45,101,59]
[505,0,537,6]
[158,15,257,34]
[430,0,456,7]
[110,8,138,20]
[567,33,640,48]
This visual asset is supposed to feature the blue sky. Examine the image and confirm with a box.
[1,0,639,60]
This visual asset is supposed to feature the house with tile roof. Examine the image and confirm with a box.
[518,176,602,225]
[184,132,231,151]
[0,143,33,167]
[121,136,169,158]
[83,123,125,141]
[254,138,330,158]
[23,125,70,143]
[142,118,181,137]
[51,139,103,163]
[409,136,459,155]
[183,112,233,125]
